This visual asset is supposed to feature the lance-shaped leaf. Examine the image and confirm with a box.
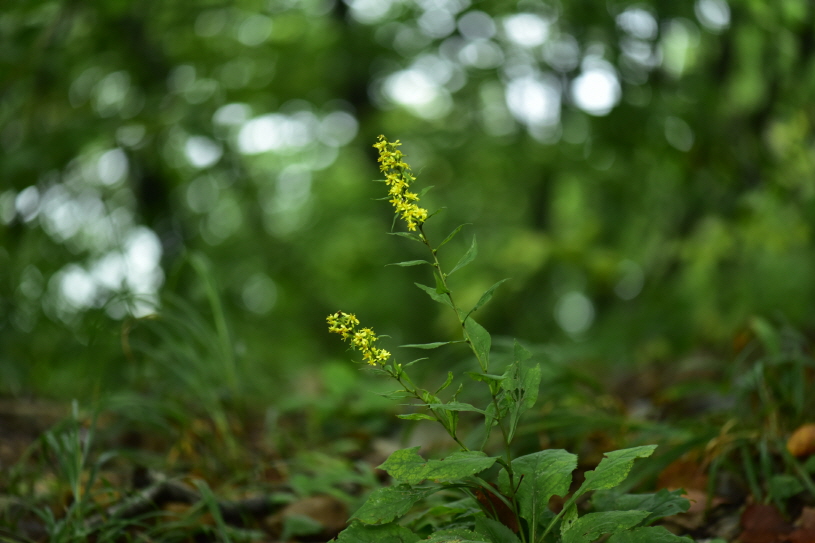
[436,371,454,393]
[465,278,510,320]
[498,449,577,528]
[561,511,650,543]
[337,521,420,543]
[434,269,450,294]
[351,484,436,524]
[425,401,488,415]
[449,235,477,275]
[400,341,459,349]
[464,318,491,370]
[386,260,431,267]
[415,282,453,308]
[388,232,423,242]
[437,224,470,250]
[396,413,437,422]
[606,526,695,543]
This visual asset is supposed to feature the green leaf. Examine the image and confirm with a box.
[388,231,423,243]
[403,357,429,367]
[561,511,650,543]
[337,521,420,543]
[378,448,498,485]
[436,371,454,393]
[513,340,531,363]
[434,269,450,294]
[449,235,478,275]
[423,451,498,481]
[387,260,431,267]
[396,413,437,422]
[418,185,435,198]
[351,484,436,524]
[464,318,491,370]
[466,372,505,384]
[379,447,428,484]
[606,526,695,543]
[424,528,488,542]
[521,363,541,410]
[769,474,805,500]
[416,283,453,308]
[576,446,658,498]
[498,449,577,529]
[474,516,521,543]
[437,224,470,250]
[592,489,690,524]
[426,401,488,415]
[465,278,510,320]
[401,341,458,349]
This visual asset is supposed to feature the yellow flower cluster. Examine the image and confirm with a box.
[327,311,391,366]
[374,135,428,231]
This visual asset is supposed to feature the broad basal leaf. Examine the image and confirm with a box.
[561,510,649,543]
[351,484,436,524]
[379,448,498,485]
[424,527,489,542]
[592,489,690,524]
[576,446,657,498]
[498,449,577,528]
[337,521,420,543]
[606,526,695,543]
[474,516,521,543]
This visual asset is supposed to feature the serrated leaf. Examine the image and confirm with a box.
[388,232,423,242]
[416,282,453,308]
[498,449,577,529]
[449,235,478,275]
[561,511,650,543]
[401,341,457,349]
[396,413,437,422]
[426,401,487,415]
[378,447,429,484]
[387,260,431,267]
[464,318,491,370]
[438,224,470,250]
[337,521,420,543]
[474,516,521,543]
[379,448,498,485]
[576,446,658,498]
[592,489,690,524]
[465,278,510,320]
[606,526,695,543]
[351,484,436,524]
[423,451,498,481]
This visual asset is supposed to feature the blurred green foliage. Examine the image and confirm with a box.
[2,0,814,403]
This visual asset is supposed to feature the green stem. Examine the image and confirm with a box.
[418,224,523,536]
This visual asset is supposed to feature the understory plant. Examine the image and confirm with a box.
[326,136,692,543]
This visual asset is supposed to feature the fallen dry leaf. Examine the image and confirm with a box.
[738,503,792,543]
[789,507,815,543]
[787,424,815,457]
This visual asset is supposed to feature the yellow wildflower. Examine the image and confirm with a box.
[374,135,428,231]
[327,311,391,366]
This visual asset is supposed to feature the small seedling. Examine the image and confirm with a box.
[325,136,692,542]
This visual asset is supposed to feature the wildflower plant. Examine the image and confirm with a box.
[326,136,692,543]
